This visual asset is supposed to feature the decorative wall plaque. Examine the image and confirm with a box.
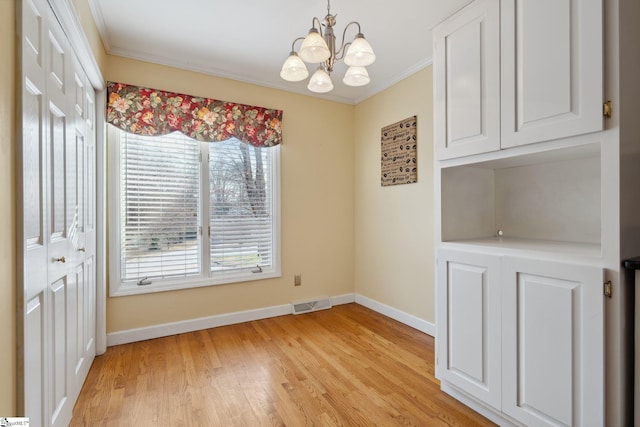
[381,116,417,186]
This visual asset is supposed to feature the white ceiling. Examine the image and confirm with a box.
[88,0,472,104]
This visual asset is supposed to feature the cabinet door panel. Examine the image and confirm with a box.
[437,249,501,410]
[502,257,603,426]
[433,0,500,160]
[501,0,603,148]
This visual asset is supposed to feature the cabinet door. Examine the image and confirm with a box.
[433,0,501,160]
[436,249,502,410]
[500,0,603,148]
[501,257,603,426]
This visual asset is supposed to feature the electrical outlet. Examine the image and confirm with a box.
[294,274,302,286]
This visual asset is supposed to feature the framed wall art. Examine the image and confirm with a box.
[381,115,417,186]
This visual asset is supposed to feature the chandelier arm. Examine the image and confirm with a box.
[335,42,352,61]
[290,36,306,53]
[312,16,324,36]
[335,21,362,59]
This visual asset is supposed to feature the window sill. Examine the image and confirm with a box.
[109,268,281,297]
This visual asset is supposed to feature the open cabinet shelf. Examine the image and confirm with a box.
[440,142,602,258]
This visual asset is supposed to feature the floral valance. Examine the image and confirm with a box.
[106,82,283,147]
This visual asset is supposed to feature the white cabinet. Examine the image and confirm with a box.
[437,249,604,426]
[434,0,603,160]
[500,0,603,148]
[501,256,604,427]
[433,0,501,159]
[435,0,640,425]
[436,249,502,410]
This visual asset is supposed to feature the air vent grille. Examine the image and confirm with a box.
[292,297,332,315]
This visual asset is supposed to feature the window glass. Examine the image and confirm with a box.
[120,133,201,281]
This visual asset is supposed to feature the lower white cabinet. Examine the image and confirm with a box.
[437,249,604,426]
[436,249,502,410]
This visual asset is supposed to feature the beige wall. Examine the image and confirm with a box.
[105,56,356,332]
[1,0,16,416]
[353,68,435,323]
[70,0,108,71]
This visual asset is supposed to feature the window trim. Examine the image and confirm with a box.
[107,126,281,297]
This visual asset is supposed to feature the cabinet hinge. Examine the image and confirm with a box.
[603,101,612,118]
[604,280,612,298]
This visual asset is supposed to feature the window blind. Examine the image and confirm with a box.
[120,132,201,281]
[209,139,274,272]
[117,131,276,288]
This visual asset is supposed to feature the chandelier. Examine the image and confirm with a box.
[279,0,376,93]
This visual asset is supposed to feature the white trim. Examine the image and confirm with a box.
[107,304,291,346]
[49,0,104,89]
[440,383,519,427]
[107,293,432,346]
[100,48,434,106]
[87,0,111,52]
[107,294,356,346]
[352,57,434,104]
[355,294,435,336]
[331,293,356,306]
[108,131,282,297]
[94,89,107,355]
[110,270,283,297]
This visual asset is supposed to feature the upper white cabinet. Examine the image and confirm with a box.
[501,0,603,148]
[434,0,603,160]
[433,0,501,159]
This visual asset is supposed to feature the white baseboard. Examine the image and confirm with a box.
[441,383,518,427]
[355,294,435,336]
[106,292,432,346]
[331,292,356,305]
[107,303,291,346]
[107,293,357,346]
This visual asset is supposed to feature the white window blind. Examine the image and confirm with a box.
[120,132,201,281]
[209,139,274,272]
[110,128,280,295]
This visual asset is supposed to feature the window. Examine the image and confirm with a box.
[108,128,280,296]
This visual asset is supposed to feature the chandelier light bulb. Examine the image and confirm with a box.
[298,29,331,63]
[343,66,370,87]
[280,52,309,82]
[344,34,376,67]
[307,68,334,93]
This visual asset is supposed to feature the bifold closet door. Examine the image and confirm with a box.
[19,0,97,426]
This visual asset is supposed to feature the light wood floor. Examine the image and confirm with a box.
[70,303,495,426]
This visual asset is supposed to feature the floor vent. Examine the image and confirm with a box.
[292,297,332,315]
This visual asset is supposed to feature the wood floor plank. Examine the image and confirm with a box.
[70,303,495,426]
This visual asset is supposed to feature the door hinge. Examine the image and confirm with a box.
[604,280,612,298]
[603,101,612,118]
